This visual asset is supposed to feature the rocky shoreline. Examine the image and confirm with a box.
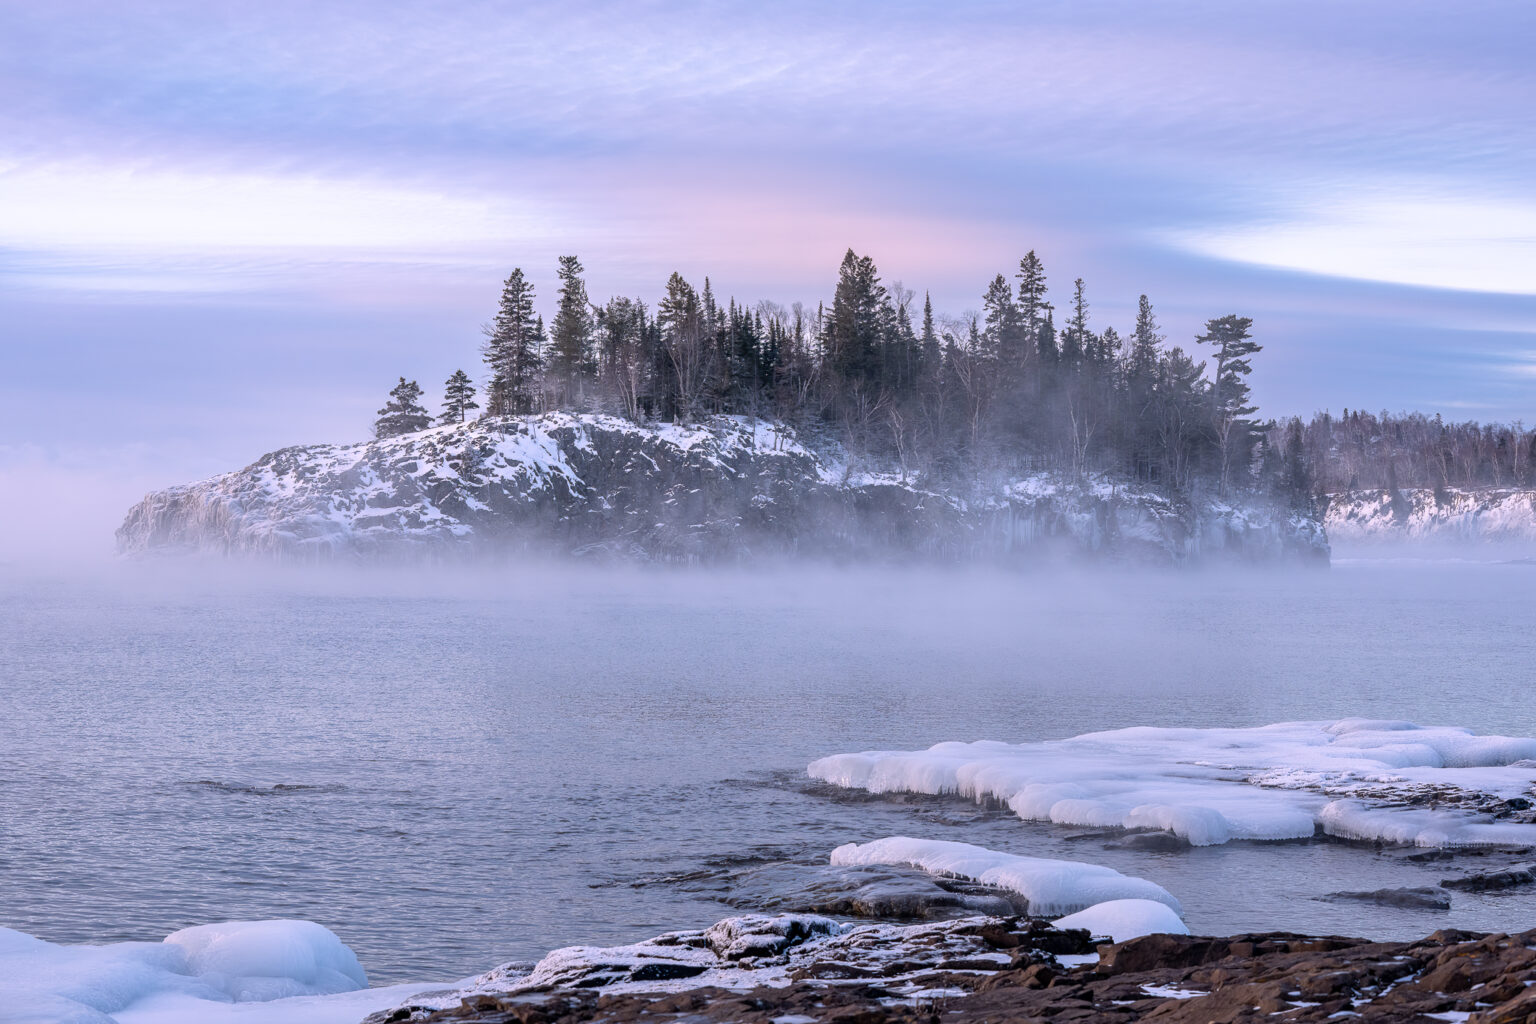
[366,914,1536,1024]
[115,414,1328,564]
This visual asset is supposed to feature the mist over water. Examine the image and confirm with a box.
[4,560,1536,983]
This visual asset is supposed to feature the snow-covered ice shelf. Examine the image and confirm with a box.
[808,720,1536,848]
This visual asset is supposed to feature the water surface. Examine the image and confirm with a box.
[3,561,1534,982]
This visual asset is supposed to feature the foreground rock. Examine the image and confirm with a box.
[117,413,1328,564]
[367,916,1536,1024]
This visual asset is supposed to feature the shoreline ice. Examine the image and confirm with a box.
[809,720,1536,848]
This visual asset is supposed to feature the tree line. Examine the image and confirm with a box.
[1275,410,1536,496]
[374,248,1317,506]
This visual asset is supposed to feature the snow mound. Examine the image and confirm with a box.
[809,721,1536,848]
[162,920,367,1001]
[0,920,380,1024]
[1053,900,1190,943]
[829,837,1182,916]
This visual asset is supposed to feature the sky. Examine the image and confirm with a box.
[2,0,1534,553]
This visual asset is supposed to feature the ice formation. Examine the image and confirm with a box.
[808,720,1536,848]
[1052,900,1191,943]
[0,920,434,1024]
[828,836,1182,916]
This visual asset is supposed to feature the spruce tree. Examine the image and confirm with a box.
[439,369,478,425]
[374,377,432,438]
[1015,251,1050,374]
[1127,295,1162,401]
[549,255,593,407]
[1060,278,1090,368]
[981,274,1019,365]
[918,292,941,388]
[827,248,886,387]
[483,268,542,416]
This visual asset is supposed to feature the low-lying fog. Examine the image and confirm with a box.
[3,559,1535,981]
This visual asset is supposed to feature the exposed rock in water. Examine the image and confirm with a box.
[117,414,1329,564]
[1441,864,1536,892]
[1103,831,1192,853]
[1319,886,1452,910]
[645,860,1029,920]
[366,917,1536,1024]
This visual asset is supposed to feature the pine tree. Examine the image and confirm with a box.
[549,255,593,407]
[374,377,431,438]
[482,268,542,416]
[439,369,478,425]
[1197,315,1262,495]
[1199,315,1261,416]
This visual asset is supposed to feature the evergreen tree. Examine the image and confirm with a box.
[549,255,593,407]
[1127,295,1162,402]
[374,377,431,438]
[981,274,1019,365]
[827,248,887,389]
[1198,314,1262,493]
[1036,309,1058,366]
[482,268,542,416]
[1060,277,1090,368]
[1015,250,1050,378]
[658,272,705,420]
[439,369,478,425]
[1199,315,1261,415]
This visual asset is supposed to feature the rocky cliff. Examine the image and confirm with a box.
[116,414,1328,564]
[1324,487,1536,552]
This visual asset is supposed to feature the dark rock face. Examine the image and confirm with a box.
[1319,886,1452,910]
[116,414,1329,564]
[373,923,1536,1024]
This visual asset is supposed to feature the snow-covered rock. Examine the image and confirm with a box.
[809,720,1536,849]
[828,837,1182,916]
[1325,487,1536,550]
[117,414,1328,564]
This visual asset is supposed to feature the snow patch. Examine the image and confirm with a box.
[1055,900,1191,943]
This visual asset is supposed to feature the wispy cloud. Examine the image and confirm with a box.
[1174,185,1536,295]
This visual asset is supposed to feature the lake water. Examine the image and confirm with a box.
[3,560,1535,984]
